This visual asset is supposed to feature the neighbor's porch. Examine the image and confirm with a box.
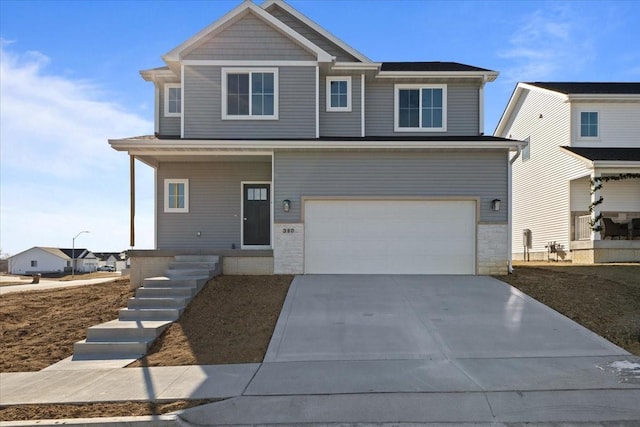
[569,175,640,263]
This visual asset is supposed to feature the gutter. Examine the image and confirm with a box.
[507,144,523,273]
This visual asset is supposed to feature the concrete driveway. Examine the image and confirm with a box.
[182,275,640,425]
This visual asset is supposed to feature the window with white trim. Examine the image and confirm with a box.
[31,260,37,267]
[394,84,447,132]
[164,84,181,117]
[580,111,598,138]
[326,76,351,112]
[164,179,189,213]
[222,68,278,119]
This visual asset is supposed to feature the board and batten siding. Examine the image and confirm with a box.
[506,89,589,257]
[183,65,316,139]
[571,102,640,147]
[156,161,271,249]
[365,80,480,137]
[274,150,508,223]
[158,81,180,137]
[319,72,362,137]
[265,6,359,62]
[182,13,315,61]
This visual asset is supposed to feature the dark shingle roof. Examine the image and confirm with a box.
[381,62,494,73]
[528,82,640,95]
[562,147,640,161]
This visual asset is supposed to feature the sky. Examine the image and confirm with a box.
[1,0,639,257]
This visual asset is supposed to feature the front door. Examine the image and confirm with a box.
[243,183,271,246]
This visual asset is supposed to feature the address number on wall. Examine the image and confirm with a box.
[282,228,295,234]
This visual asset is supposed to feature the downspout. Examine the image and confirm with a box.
[508,144,522,273]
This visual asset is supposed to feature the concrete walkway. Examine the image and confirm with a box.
[1,275,639,426]
[0,274,121,295]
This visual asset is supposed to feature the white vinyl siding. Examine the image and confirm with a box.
[571,102,640,147]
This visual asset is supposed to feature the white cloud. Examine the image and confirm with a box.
[0,43,155,256]
[497,6,594,84]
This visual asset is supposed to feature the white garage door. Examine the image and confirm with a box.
[304,200,476,274]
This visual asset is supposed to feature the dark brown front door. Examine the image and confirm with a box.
[243,184,270,246]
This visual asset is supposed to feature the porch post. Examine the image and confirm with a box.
[130,155,135,247]
[590,170,601,241]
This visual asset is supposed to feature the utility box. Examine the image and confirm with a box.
[523,229,532,249]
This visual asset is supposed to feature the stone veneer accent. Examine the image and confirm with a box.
[274,223,304,274]
[477,223,508,275]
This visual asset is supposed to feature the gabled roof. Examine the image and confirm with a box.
[261,0,371,63]
[561,147,640,162]
[162,1,333,65]
[526,82,640,95]
[59,248,91,259]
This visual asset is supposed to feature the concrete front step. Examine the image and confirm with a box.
[143,276,206,288]
[136,287,196,298]
[86,320,172,342]
[166,268,216,278]
[127,296,189,309]
[119,307,182,321]
[73,339,149,359]
[169,261,219,270]
[175,255,220,263]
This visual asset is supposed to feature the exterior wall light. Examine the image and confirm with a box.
[282,199,291,212]
[491,199,501,211]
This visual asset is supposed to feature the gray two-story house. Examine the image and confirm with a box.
[110,0,522,284]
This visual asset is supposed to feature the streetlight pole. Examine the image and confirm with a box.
[72,231,90,279]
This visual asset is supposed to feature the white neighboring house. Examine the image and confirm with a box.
[495,82,640,263]
[94,252,128,271]
[8,247,98,275]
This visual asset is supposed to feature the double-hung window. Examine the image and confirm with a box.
[326,76,351,112]
[580,111,598,138]
[395,84,447,132]
[164,179,189,213]
[164,84,181,117]
[222,68,278,119]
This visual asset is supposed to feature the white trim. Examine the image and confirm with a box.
[394,84,447,132]
[180,65,185,138]
[325,76,352,112]
[332,62,381,71]
[163,179,189,213]
[110,138,523,152]
[221,68,279,120]
[154,86,159,134]
[153,168,158,249]
[361,73,365,137]
[163,2,333,63]
[182,60,317,67]
[261,0,372,63]
[315,66,319,138]
[479,75,487,135]
[163,83,182,118]
[240,180,273,249]
[378,71,498,81]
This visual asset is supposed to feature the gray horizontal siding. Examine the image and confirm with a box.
[158,82,180,137]
[157,161,271,249]
[366,81,480,137]
[184,65,316,139]
[319,73,362,137]
[266,6,359,62]
[274,150,507,223]
[183,13,314,61]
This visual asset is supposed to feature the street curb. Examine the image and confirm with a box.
[0,415,177,427]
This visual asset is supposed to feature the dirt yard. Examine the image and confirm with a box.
[496,263,640,355]
[2,265,639,421]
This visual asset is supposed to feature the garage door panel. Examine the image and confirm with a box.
[305,200,476,274]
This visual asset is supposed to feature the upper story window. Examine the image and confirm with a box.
[222,68,278,120]
[164,179,189,213]
[394,84,447,132]
[326,76,351,112]
[580,111,598,138]
[164,84,181,117]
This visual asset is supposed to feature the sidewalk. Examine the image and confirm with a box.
[0,275,121,295]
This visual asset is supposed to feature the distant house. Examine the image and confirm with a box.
[495,82,640,263]
[8,247,98,275]
[94,252,128,271]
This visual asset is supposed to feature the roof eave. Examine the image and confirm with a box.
[376,71,498,81]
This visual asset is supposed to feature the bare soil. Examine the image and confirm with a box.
[2,265,639,421]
